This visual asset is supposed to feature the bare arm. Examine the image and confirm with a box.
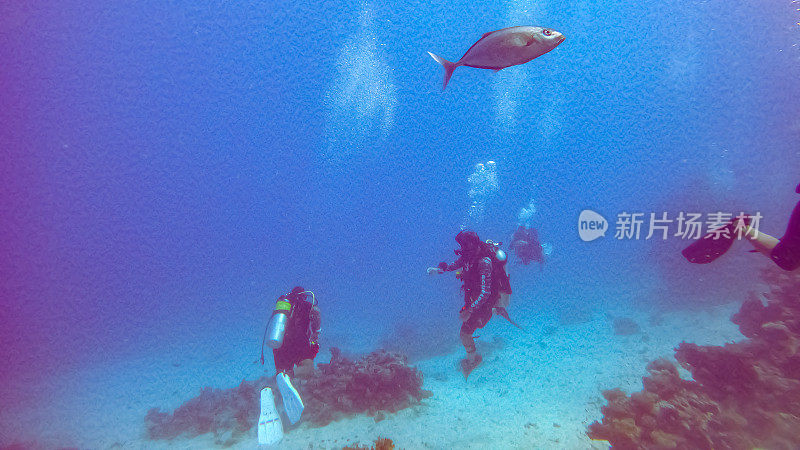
[428,256,467,274]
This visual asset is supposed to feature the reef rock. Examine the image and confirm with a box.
[588,267,800,449]
[145,348,430,442]
[145,378,266,442]
[299,348,431,426]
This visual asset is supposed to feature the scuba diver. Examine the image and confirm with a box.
[427,230,513,379]
[257,286,321,435]
[265,286,321,378]
[682,182,800,272]
[509,225,545,265]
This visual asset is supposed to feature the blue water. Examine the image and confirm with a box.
[2,0,799,447]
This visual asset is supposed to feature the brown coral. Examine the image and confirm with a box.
[298,348,431,426]
[145,349,430,442]
[343,437,395,450]
[588,267,800,449]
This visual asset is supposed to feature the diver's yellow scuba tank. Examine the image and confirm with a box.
[259,290,318,365]
[266,295,293,349]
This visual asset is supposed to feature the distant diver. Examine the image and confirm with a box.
[509,225,545,265]
[428,26,565,91]
[259,286,322,428]
[682,182,800,271]
[427,230,514,380]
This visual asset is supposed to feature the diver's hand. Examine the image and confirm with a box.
[459,307,472,321]
[427,267,443,275]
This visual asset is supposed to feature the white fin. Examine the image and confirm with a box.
[258,388,283,446]
[276,373,305,425]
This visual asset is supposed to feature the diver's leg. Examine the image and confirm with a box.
[460,324,477,354]
[459,328,481,379]
[273,348,290,376]
[294,358,316,379]
[743,201,800,270]
[743,226,780,257]
[459,311,489,379]
[768,201,800,271]
[459,320,481,366]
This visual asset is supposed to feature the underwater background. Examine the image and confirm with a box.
[2,0,799,448]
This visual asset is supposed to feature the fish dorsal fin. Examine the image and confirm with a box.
[480,26,522,39]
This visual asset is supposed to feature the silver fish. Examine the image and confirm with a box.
[428,26,565,91]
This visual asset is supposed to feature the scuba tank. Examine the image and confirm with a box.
[266,295,293,349]
[485,240,512,307]
[495,248,507,263]
[485,239,507,264]
[259,290,318,365]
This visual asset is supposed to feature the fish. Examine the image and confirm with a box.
[427,26,565,91]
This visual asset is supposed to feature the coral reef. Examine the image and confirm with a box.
[299,348,432,426]
[587,267,800,449]
[145,349,430,442]
[342,437,395,450]
[145,378,267,443]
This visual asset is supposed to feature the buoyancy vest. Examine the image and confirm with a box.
[462,242,512,307]
[282,298,312,347]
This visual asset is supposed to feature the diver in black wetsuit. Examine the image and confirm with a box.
[742,184,800,271]
[683,183,800,271]
[271,287,321,378]
[428,230,508,379]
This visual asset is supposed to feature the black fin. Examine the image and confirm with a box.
[681,220,739,264]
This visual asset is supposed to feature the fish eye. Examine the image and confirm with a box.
[542,29,552,36]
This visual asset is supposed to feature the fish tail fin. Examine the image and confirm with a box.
[427,51,458,91]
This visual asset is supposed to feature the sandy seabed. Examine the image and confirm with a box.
[2,299,743,450]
